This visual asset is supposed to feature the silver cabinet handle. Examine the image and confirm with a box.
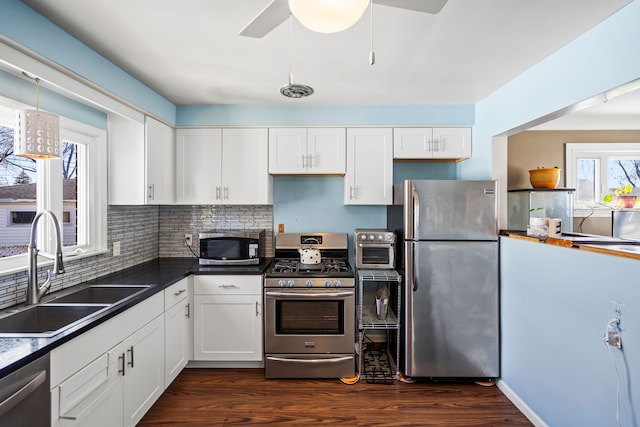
[215,186,221,200]
[255,301,260,316]
[219,284,237,289]
[223,186,229,200]
[349,186,355,200]
[147,184,154,200]
[174,288,186,296]
[127,346,134,368]
[0,370,46,417]
[118,353,125,376]
[185,302,190,319]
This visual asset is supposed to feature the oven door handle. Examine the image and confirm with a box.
[357,242,393,248]
[267,356,353,364]
[265,291,354,298]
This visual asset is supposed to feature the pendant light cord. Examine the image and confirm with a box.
[369,0,375,65]
[35,77,41,111]
[288,14,294,85]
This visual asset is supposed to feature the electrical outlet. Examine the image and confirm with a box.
[113,241,121,257]
[184,234,193,246]
[611,301,626,330]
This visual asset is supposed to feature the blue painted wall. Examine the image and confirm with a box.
[501,237,639,426]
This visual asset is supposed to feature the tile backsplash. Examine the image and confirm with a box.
[0,204,273,310]
[158,205,274,258]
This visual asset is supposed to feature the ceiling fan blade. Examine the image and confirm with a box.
[239,0,291,38]
[373,0,448,14]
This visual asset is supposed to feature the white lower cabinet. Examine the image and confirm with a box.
[164,278,191,387]
[193,275,263,363]
[51,293,165,427]
[122,316,164,426]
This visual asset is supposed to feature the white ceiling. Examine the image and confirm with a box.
[20,0,632,112]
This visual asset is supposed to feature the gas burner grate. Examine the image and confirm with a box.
[269,258,351,275]
[363,350,394,384]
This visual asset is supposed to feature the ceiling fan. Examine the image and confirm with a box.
[239,0,448,38]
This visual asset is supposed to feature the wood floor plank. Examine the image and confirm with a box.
[139,369,532,426]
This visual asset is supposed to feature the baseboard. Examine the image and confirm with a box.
[497,379,548,427]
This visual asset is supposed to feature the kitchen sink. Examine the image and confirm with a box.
[47,284,151,305]
[0,304,109,338]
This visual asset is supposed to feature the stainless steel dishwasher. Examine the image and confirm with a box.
[0,353,50,427]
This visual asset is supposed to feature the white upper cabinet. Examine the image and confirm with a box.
[393,127,471,160]
[145,116,176,204]
[345,128,393,205]
[269,128,346,174]
[176,128,272,205]
[108,115,175,204]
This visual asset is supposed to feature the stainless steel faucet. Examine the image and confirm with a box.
[26,210,65,305]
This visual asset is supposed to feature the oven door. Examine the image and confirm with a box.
[355,243,395,269]
[264,288,355,354]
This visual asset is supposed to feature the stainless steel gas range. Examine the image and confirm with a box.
[264,232,356,379]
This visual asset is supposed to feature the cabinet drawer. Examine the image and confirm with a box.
[194,275,262,295]
[164,279,188,309]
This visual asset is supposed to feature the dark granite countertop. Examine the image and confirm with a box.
[0,256,272,378]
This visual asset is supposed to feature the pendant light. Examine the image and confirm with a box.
[280,15,314,98]
[289,0,369,34]
[14,76,60,159]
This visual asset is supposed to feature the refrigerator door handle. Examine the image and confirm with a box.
[406,241,417,292]
[412,188,420,236]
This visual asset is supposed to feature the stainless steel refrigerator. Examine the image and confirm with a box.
[387,180,499,379]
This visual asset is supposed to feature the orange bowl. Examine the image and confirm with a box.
[529,168,560,189]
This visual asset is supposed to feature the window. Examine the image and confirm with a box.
[566,143,640,215]
[0,97,107,272]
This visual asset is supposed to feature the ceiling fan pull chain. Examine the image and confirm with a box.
[369,0,375,65]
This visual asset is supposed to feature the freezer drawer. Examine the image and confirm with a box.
[404,241,499,378]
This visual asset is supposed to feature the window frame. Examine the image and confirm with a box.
[0,96,107,274]
[566,142,640,217]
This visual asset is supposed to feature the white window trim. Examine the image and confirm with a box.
[0,96,107,274]
[566,142,640,218]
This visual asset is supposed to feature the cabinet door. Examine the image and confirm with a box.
[268,128,307,174]
[175,128,222,204]
[56,346,123,427]
[393,127,434,159]
[108,115,145,204]
[222,128,272,204]
[164,296,189,387]
[345,128,393,205]
[122,315,164,427]
[145,116,175,204]
[306,128,346,174]
[193,294,263,361]
[432,127,471,159]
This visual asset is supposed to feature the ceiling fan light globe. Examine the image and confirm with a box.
[289,0,369,33]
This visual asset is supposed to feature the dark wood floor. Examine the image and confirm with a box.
[139,369,532,426]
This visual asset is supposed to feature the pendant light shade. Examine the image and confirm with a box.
[288,0,369,33]
[14,77,60,159]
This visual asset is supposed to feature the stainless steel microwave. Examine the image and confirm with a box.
[198,230,264,265]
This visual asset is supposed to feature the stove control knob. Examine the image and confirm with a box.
[306,280,313,287]
[377,235,384,240]
[278,280,286,287]
[333,280,341,287]
[369,235,375,240]
[360,234,367,240]
[324,280,331,287]
[287,280,295,287]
